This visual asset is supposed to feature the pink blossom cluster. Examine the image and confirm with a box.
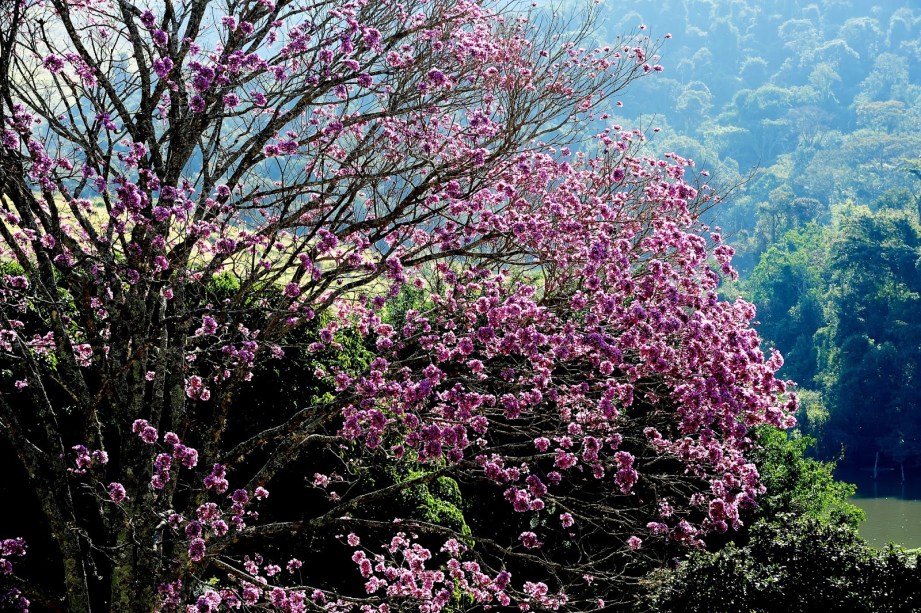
[0,538,26,576]
[158,553,309,612]
[131,420,199,489]
[349,533,524,610]
[68,444,108,475]
[0,538,28,612]
[335,145,796,552]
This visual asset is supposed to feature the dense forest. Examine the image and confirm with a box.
[607,0,921,472]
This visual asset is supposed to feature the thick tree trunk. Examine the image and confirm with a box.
[49,502,92,613]
[109,532,159,613]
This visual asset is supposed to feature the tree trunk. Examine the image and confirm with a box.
[109,524,161,613]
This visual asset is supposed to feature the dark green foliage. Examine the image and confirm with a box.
[745,223,826,386]
[386,461,470,537]
[741,200,921,468]
[645,518,921,613]
[820,204,921,466]
[642,428,914,612]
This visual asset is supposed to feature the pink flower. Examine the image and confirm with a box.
[426,69,448,86]
[107,482,127,502]
[519,531,541,549]
[43,55,65,74]
[152,57,173,79]
[189,95,205,113]
[139,426,158,444]
[188,538,206,562]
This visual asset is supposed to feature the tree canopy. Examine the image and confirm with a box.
[0,0,800,611]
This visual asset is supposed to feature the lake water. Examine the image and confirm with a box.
[837,468,921,549]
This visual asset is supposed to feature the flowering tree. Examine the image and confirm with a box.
[0,0,795,610]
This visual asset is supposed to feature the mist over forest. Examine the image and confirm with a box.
[605,0,921,472]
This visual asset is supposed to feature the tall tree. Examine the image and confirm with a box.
[0,0,793,610]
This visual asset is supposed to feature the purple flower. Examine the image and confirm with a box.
[0,538,26,558]
[174,444,199,469]
[363,28,381,47]
[154,453,172,471]
[646,522,668,535]
[43,55,65,74]
[199,315,218,335]
[152,57,173,79]
[340,34,354,55]
[250,91,267,106]
[214,238,236,253]
[457,337,474,355]
[426,69,448,86]
[204,464,229,493]
[188,537,206,562]
[108,482,127,502]
[185,520,203,538]
[519,531,541,549]
[140,9,156,28]
[152,205,170,221]
[72,445,91,471]
[2,128,19,150]
[189,95,206,113]
[140,426,158,444]
[192,71,213,92]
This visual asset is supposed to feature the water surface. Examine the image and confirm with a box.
[837,468,921,549]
